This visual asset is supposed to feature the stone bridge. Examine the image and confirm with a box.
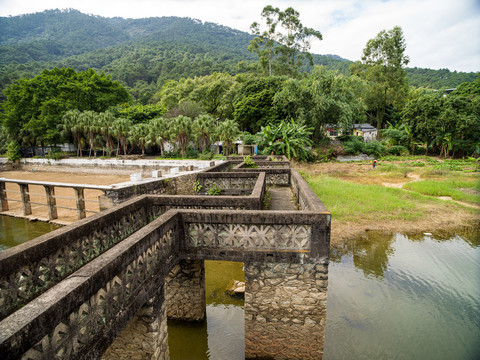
[0,157,331,359]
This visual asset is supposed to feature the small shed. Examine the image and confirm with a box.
[353,124,378,142]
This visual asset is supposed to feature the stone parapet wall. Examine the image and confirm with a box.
[244,261,329,359]
[102,288,170,360]
[6,157,219,176]
[164,259,206,321]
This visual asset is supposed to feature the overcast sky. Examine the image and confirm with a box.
[1,0,479,73]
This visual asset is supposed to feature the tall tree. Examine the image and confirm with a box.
[249,5,322,76]
[169,115,193,158]
[148,117,170,157]
[216,119,240,156]
[61,109,84,156]
[351,26,409,130]
[1,67,130,147]
[192,114,216,153]
[111,117,132,155]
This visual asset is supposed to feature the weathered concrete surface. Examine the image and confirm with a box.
[244,261,329,359]
[0,158,220,176]
[269,187,297,211]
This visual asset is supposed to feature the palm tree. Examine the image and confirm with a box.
[96,111,116,156]
[169,115,193,158]
[216,119,240,156]
[148,117,169,157]
[79,111,98,157]
[129,123,150,156]
[192,114,216,153]
[61,110,84,157]
[111,118,132,155]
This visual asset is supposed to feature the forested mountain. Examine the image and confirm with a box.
[0,8,477,102]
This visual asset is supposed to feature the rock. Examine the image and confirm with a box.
[226,279,245,297]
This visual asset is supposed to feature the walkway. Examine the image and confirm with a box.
[269,187,297,210]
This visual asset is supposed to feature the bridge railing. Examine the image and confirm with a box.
[1,205,330,359]
[1,210,182,360]
[0,175,267,322]
[0,178,112,220]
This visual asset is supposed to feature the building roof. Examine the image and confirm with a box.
[353,124,377,132]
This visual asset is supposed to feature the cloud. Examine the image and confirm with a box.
[0,0,478,72]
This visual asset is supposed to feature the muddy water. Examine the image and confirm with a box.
[2,217,479,360]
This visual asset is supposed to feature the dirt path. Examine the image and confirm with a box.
[0,171,129,224]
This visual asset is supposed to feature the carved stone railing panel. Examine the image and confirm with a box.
[186,223,311,250]
[266,173,289,186]
[15,217,178,360]
[0,201,149,321]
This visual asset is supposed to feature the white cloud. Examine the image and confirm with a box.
[0,0,479,72]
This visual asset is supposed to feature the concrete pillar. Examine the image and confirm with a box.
[165,259,206,321]
[244,261,329,360]
[73,187,86,219]
[0,182,8,211]
[102,287,170,360]
[19,184,32,216]
[43,185,58,220]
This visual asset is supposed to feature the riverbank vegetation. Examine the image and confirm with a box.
[298,158,480,244]
[1,6,479,163]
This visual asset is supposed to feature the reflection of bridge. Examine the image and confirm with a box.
[0,157,331,359]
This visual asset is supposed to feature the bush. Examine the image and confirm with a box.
[6,141,21,162]
[343,136,366,155]
[387,145,408,156]
[198,151,214,160]
[364,141,387,157]
[163,149,181,158]
[185,147,199,158]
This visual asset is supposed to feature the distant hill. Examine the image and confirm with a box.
[0,9,477,101]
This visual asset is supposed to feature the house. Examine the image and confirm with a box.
[325,124,378,142]
[353,124,378,142]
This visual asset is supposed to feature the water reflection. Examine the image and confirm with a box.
[0,215,61,251]
[325,230,480,360]
[168,261,245,360]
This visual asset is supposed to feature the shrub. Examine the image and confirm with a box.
[244,155,257,168]
[387,145,408,156]
[343,136,366,155]
[364,141,387,157]
[6,141,21,162]
[198,151,214,160]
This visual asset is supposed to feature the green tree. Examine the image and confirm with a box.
[216,119,240,156]
[351,26,409,130]
[79,110,98,157]
[257,119,313,160]
[61,109,84,156]
[129,123,150,155]
[148,117,170,157]
[192,114,216,153]
[1,67,130,147]
[96,111,116,156]
[111,117,132,155]
[249,5,322,76]
[169,115,193,158]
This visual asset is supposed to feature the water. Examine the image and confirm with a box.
[325,230,480,360]
[0,215,61,251]
[2,216,479,359]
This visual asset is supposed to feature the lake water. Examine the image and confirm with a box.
[1,216,479,359]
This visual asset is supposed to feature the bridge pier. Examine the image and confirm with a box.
[165,259,206,321]
[102,286,170,360]
[244,261,329,360]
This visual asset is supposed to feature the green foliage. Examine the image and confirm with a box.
[343,136,387,158]
[216,119,241,156]
[207,184,222,196]
[2,67,129,147]
[387,145,408,156]
[169,115,193,158]
[257,119,314,161]
[194,181,203,193]
[244,155,258,168]
[249,5,322,76]
[6,140,21,162]
[351,26,409,130]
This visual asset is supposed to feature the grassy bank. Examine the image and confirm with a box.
[297,157,480,244]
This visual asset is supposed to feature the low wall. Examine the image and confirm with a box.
[4,158,219,176]
[195,172,263,196]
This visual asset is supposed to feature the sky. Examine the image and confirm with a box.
[1,0,479,73]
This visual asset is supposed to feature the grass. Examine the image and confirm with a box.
[306,175,426,222]
[404,179,480,204]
